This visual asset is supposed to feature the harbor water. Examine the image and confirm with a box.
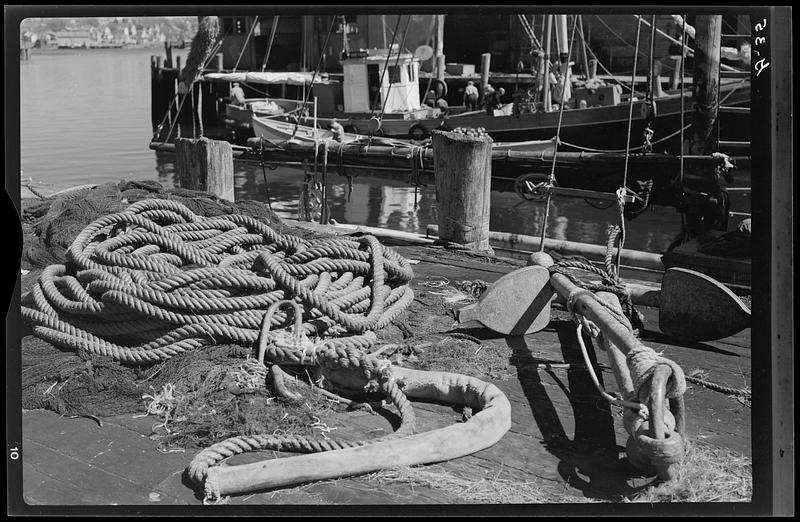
[21,47,734,254]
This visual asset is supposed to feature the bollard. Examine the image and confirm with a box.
[175,137,234,201]
[431,130,493,253]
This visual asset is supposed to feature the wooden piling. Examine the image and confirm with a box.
[175,137,234,201]
[431,130,493,253]
[216,53,224,72]
[480,52,491,104]
[176,55,182,71]
[690,15,722,154]
[164,41,173,69]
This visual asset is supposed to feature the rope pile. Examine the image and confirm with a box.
[21,198,415,366]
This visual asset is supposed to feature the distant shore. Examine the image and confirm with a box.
[27,44,184,55]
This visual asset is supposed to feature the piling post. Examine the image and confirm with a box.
[690,15,722,154]
[216,53,224,72]
[479,52,491,104]
[431,130,493,253]
[164,41,173,68]
[175,137,234,201]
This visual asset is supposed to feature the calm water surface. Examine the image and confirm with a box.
[20,48,684,253]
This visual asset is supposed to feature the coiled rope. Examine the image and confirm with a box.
[21,198,415,366]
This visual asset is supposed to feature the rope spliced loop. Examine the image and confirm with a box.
[548,252,688,481]
[21,198,512,500]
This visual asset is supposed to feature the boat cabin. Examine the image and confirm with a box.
[341,48,424,115]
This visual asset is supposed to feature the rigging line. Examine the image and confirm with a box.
[371,15,403,118]
[261,15,281,72]
[647,14,657,104]
[538,15,578,252]
[621,16,643,191]
[637,15,745,73]
[575,26,640,95]
[290,16,337,141]
[379,15,412,123]
[593,15,674,72]
[162,37,227,144]
[679,12,687,239]
[420,15,438,109]
[518,14,541,50]
[232,16,259,72]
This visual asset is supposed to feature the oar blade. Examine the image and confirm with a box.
[457,266,553,335]
[659,267,751,341]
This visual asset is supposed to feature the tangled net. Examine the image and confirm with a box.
[21,197,415,365]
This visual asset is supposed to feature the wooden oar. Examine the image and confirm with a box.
[457,264,751,341]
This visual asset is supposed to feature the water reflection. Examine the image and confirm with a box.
[149,153,682,254]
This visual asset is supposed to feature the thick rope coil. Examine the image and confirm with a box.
[188,299,417,492]
[21,199,415,365]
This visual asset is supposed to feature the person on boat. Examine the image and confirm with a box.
[330,119,345,143]
[484,86,504,115]
[463,80,479,111]
[229,82,246,105]
[425,89,438,108]
[436,97,450,115]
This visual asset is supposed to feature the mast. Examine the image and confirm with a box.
[690,15,722,154]
[436,14,445,81]
[543,15,553,111]
[554,14,571,104]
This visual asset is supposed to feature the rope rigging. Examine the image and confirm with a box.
[378,15,413,125]
[289,16,338,141]
[232,16,259,72]
[537,15,578,252]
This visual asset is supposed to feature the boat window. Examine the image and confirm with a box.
[388,65,402,84]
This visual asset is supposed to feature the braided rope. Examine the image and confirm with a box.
[21,199,415,365]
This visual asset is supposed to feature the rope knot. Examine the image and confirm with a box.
[627,346,687,401]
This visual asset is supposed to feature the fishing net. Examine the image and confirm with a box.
[20,179,305,270]
[19,181,347,448]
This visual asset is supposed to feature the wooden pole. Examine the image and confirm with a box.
[577,15,590,80]
[671,55,681,90]
[164,41,173,68]
[436,14,445,80]
[543,15,553,111]
[216,53,224,72]
[431,130,493,253]
[479,52,491,105]
[690,15,722,154]
[176,55,182,71]
[175,137,234,201]
[652,60,665,98]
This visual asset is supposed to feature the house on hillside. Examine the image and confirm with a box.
[56,29,92,48]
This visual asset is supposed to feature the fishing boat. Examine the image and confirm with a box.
[199,14,749,153]
[250,114,558,154]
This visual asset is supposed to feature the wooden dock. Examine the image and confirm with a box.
[19,241,751,506]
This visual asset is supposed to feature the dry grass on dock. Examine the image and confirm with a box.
[362,465,601,504]
[625,441,752,503]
